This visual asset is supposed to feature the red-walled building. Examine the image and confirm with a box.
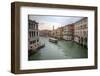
[63,24,74,40]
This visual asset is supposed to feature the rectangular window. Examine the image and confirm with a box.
[37,32,38,36]
[37,39,39,42]
[29,31,31,37]
[34,31,35,36]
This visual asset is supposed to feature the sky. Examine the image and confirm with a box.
[29,15,84,30]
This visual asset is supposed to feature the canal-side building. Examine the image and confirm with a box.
[49,26,56,38]
[48,30,52,37]
[55,27,63,39]
[49,29,56,38]
[74,17,88,47]
[28,19,39,51]
[49,26,63,39]
[63,24,74,41]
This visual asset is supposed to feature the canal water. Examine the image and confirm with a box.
[29,37,88,60]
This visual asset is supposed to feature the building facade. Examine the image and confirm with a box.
[48,17,88,47]
[74,17,88,47]
[63,24,74,41]
[55,27,63,39]
[49,30,56,38]
[28,20,39,51]
[49,26,63,39]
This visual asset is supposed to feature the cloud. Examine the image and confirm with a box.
[29,15,84,30]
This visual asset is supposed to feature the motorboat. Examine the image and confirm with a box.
[49,38,58,43]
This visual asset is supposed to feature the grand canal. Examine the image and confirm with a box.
[29,37,88,60]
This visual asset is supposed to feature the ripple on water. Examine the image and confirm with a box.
[29,37,88,60]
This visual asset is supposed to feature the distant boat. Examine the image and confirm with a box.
[49,38,58,43]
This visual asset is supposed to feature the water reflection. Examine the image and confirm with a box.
[29,37,88,60]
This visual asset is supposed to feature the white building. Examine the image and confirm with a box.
[74,17,88,47]
[28,20,39,51]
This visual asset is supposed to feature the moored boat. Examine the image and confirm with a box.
[49,38,58,43]
[28,42,45,56]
